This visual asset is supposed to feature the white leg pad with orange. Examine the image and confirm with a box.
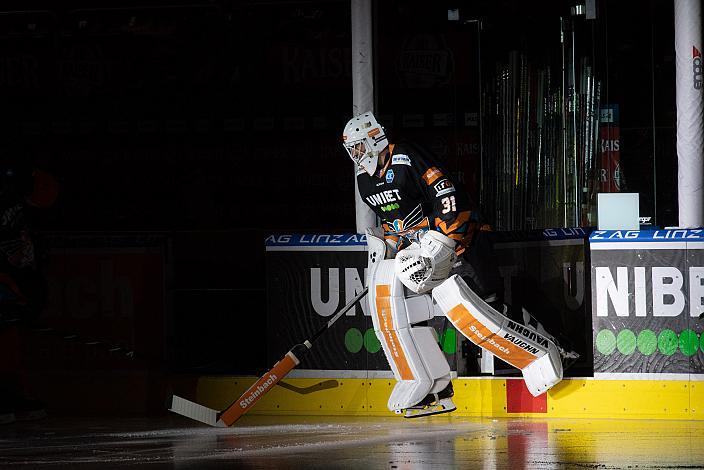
[366,230,452,412]
[432,274,563,397]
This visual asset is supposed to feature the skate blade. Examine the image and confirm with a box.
[560,350,580,371]
[403,401,456,419]
[560,348,580,360]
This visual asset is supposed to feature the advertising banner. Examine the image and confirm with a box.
[265,234,459,376]
[265,229,592,377]
[37,233,168,370]
[590,230,704,377]
[489,227,592,375]
[265,233,380,375]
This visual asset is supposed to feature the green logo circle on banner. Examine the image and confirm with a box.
[439,328,456,355]
[599,328,700,357]
[658,329,678,356]
[344,328,363,353]
[637,329,657,355]
[363,328,381,353]
[679,329,699,357]
[596,329,617,355]
[616,329,637,355]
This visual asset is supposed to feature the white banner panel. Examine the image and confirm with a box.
[675,0,704,228]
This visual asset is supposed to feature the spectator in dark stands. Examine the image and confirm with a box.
[0,157,59,424]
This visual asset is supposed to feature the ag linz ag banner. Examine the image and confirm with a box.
[265,233,377,375]
[590,230,704,377]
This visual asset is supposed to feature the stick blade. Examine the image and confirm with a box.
[168,395,225,427]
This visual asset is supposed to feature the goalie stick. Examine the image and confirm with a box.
[168,286,369,427]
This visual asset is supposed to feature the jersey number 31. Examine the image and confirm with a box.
[441,196,456,214]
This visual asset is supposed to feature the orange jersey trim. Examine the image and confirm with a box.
[434,211,471,236]
[382,219,430,240]
[375,284,414,380]
[422,167,443,185]
[383,233,400,244]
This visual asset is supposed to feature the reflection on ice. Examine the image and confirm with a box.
[0,415,702,469]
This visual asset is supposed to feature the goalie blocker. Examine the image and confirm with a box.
[433,274,565,396]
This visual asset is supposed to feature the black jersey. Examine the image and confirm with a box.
[0,194,35,271]
[357,141,477,251]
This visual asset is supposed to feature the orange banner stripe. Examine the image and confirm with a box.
[447,304,537,369]
[375,285,414,380]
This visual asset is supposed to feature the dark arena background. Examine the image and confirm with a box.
[0,1,702,469]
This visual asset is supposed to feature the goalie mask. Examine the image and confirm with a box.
[342,111,389,176]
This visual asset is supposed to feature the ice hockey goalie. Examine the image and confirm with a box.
[343,111,577,418]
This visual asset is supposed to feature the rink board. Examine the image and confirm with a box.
[243,229,704,420]
[265,229,593,376]
[195,376,704,420]
[590,230,704,376]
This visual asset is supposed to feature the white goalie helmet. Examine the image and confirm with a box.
[395,230,457,294]
[342,111,389,176]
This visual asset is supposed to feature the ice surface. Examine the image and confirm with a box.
[0,415,703,469]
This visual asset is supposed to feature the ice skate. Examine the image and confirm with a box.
[400,382,456,419]
[518,305,581,372]
[555,338,580,371]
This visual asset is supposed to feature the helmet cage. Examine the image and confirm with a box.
[343,139,367,166]
[342,112,388,176]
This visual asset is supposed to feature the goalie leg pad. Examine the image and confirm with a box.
[366,229,451,411]
[432,274,563,396]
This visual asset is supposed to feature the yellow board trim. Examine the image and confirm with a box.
[196,376,704,420]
